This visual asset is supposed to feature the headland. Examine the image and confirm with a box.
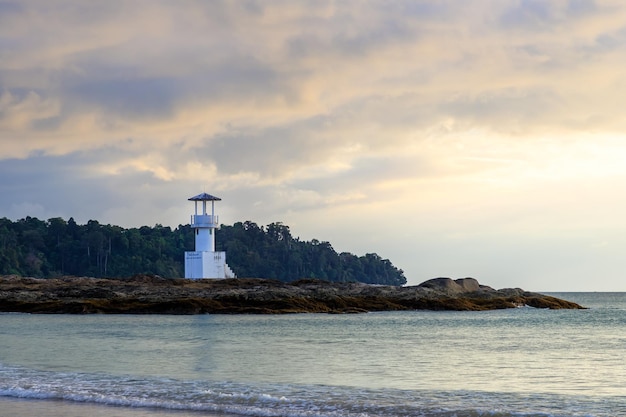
[0,275,584,314]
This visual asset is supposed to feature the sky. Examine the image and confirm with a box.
[2,0,626,291]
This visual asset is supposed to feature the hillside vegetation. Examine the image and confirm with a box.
[0,217,406,286]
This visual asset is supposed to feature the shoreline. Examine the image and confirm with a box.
[0,397,227,417]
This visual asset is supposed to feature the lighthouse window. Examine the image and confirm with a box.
[196,230,199,235]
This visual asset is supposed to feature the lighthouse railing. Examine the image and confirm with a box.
[190,214,219,227]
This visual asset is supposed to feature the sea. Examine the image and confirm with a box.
[0,292,625,417]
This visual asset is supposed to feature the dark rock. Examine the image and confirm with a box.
[0,275,585,314]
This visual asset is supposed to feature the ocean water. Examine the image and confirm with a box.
[0,292,625,417]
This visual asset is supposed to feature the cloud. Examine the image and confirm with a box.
[3,1,625,157]
[0,90,60,131]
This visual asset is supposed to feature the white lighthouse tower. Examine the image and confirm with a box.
[184,193,236,279]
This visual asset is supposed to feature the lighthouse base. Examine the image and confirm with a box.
[184,251,236,279]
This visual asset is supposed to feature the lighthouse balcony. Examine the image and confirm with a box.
[191,214,219,228]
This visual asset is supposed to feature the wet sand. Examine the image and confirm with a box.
[0,397,230,417]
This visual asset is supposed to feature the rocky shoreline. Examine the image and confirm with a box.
[0,275,584,314]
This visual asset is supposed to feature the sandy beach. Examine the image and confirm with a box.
[0,397,226,417]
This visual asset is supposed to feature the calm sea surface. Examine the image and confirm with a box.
[0,292,625,417]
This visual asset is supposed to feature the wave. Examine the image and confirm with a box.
[0,363,618,417]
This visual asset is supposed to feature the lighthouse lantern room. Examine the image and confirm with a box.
[184,193,236,279]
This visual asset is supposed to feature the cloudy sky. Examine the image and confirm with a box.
[3,0,626,290]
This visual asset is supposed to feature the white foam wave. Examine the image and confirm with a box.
[0,363,617,417]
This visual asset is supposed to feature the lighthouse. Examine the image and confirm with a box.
[184,193,236,279]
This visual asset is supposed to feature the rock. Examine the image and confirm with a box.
[0,275,585,314]
[417,277,491,294]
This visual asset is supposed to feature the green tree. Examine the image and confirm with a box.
[0,217,406,285]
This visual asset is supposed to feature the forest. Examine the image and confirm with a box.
[0,217,406,286]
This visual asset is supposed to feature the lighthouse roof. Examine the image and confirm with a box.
[188,192,222,201]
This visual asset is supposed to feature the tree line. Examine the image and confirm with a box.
[0,217,406,286]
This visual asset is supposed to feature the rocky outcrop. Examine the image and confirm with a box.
[0,275,585,314]
[417,277,491,293]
